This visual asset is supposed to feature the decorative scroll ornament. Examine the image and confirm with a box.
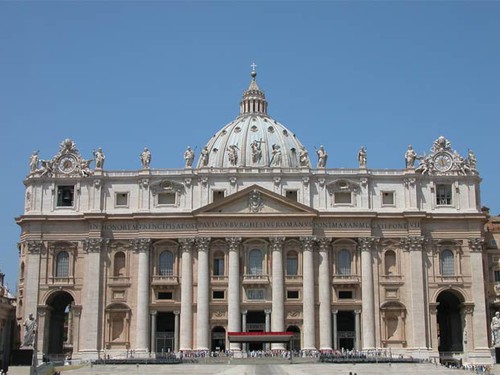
[269,237,285,251]
[400,236,426,252]
[415,136,477,176]
[468,238,484,252]
[31,139,94,178]
[84,238,109,253]
[132,238,151,253]
[248,189,264,213]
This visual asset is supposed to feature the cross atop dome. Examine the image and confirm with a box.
[251,62,257,78]
[241,63,267,115]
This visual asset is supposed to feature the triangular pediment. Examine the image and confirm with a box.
[193,184,318,216]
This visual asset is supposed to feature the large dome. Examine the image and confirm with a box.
[196,69,311,169]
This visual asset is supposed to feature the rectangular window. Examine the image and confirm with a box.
[158,192,176,205]
[115,192,129,207]
[287,290,299,299]
[56,185,74,207]
[158,291,173,300]
[436,184,452,205]
[213,258,224,276]
[495,270,500,282]
[212,190,225,203]
[286,190,298,201]
[247,289,265,300]
[382,191,395,206]
[338,290,353,299]
[213,290,225,299]
[334,192,351,204]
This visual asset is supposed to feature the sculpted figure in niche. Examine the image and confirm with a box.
[250,139,263,163]
[141,147,151,169]
[492,311,500,346]
[29,150,39,173]
[316,145,328,168]
[200,146,209,167]
[269,144,282,167]
[228,145,239,166]
[299,146,309,167]
[358,146,367,168]
[405,145,416,168]
[184,146,195,168]
[93,148,105,169]
[22,313,37,347]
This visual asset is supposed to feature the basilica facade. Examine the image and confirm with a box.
[16,69,493,364]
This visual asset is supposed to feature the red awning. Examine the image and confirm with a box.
[227,332,294,343]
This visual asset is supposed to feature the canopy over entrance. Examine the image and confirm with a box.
[227,332,294,343]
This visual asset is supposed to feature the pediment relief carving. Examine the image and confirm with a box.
[150,179,185,195]
[326,179,361,195]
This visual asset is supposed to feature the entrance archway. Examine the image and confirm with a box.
[45,291,74,358]
[286,325,301,350]
[211,326,226,352]
[437,291,463,352]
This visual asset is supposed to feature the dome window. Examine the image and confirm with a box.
[235,127,241,133]
[283,130,288,136]
[251,125,258,132]
[268,126,275,133]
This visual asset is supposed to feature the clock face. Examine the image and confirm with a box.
[58,155,77,174]
[434,153,453,172]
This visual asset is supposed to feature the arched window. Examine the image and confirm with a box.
[338,249,351,275]
[249,249,263,275]
[159,251,174,276]
[55,251,69,277]
[286,251,298,276]
[114,252,126,277]
[20,262,25,280]
[384,250,397,275]
[213,251,224,276]
[441,250,454,276]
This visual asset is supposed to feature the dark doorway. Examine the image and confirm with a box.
[437,291,463,352]
[46,291,74,358]
[211,326,226,352]
[337,311,355,350]
[495,347,500,364]
[286,325,301,351]
[156,312,175,353]
[246,311,265,351]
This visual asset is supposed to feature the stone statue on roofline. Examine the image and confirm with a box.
[141,147,151,169]
[316,145,327,168]
[357,146,367,168]
[184,146,195,168]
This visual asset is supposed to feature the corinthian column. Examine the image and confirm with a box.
[359,237,377,350]
[318,237,332,350]
[24,241,43,323]
[226,237,242,351]
[179,238,195,351]
[81,238,107,354]
[401,236,427,349]
[468,238,489,350]
[133,238,151,353]
[270,237,286,350]
[196,237,211,350]
[300,236,316,350]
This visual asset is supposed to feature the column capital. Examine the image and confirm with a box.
[173,310,180,316]
[150,310,158,316]
[264,309,272,315]
[332,309,338,315]
[132,238,151,253]
[241,310,248,315]
[468,238,484,252]
[317,237,332,251]
[179,238,195,252]
[196,237,211,252]
[358,237,379,252]
[25,240,43,254]
[429,302,439,315]
[300,236,316,251]
[460,303,474,315]
[400,236,426,252]
[83,238,109,253]
[225,237,242,251]
[354,309,362,315]
[269,237,286,251]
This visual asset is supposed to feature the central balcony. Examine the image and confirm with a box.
[243,274,269,285]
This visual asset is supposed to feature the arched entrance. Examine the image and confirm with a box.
[211,326,226,352]
[45,291,74,358]
[286,325,301,350]
[437,291,463,353]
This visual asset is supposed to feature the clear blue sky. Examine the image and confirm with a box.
[1,1,499,290]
